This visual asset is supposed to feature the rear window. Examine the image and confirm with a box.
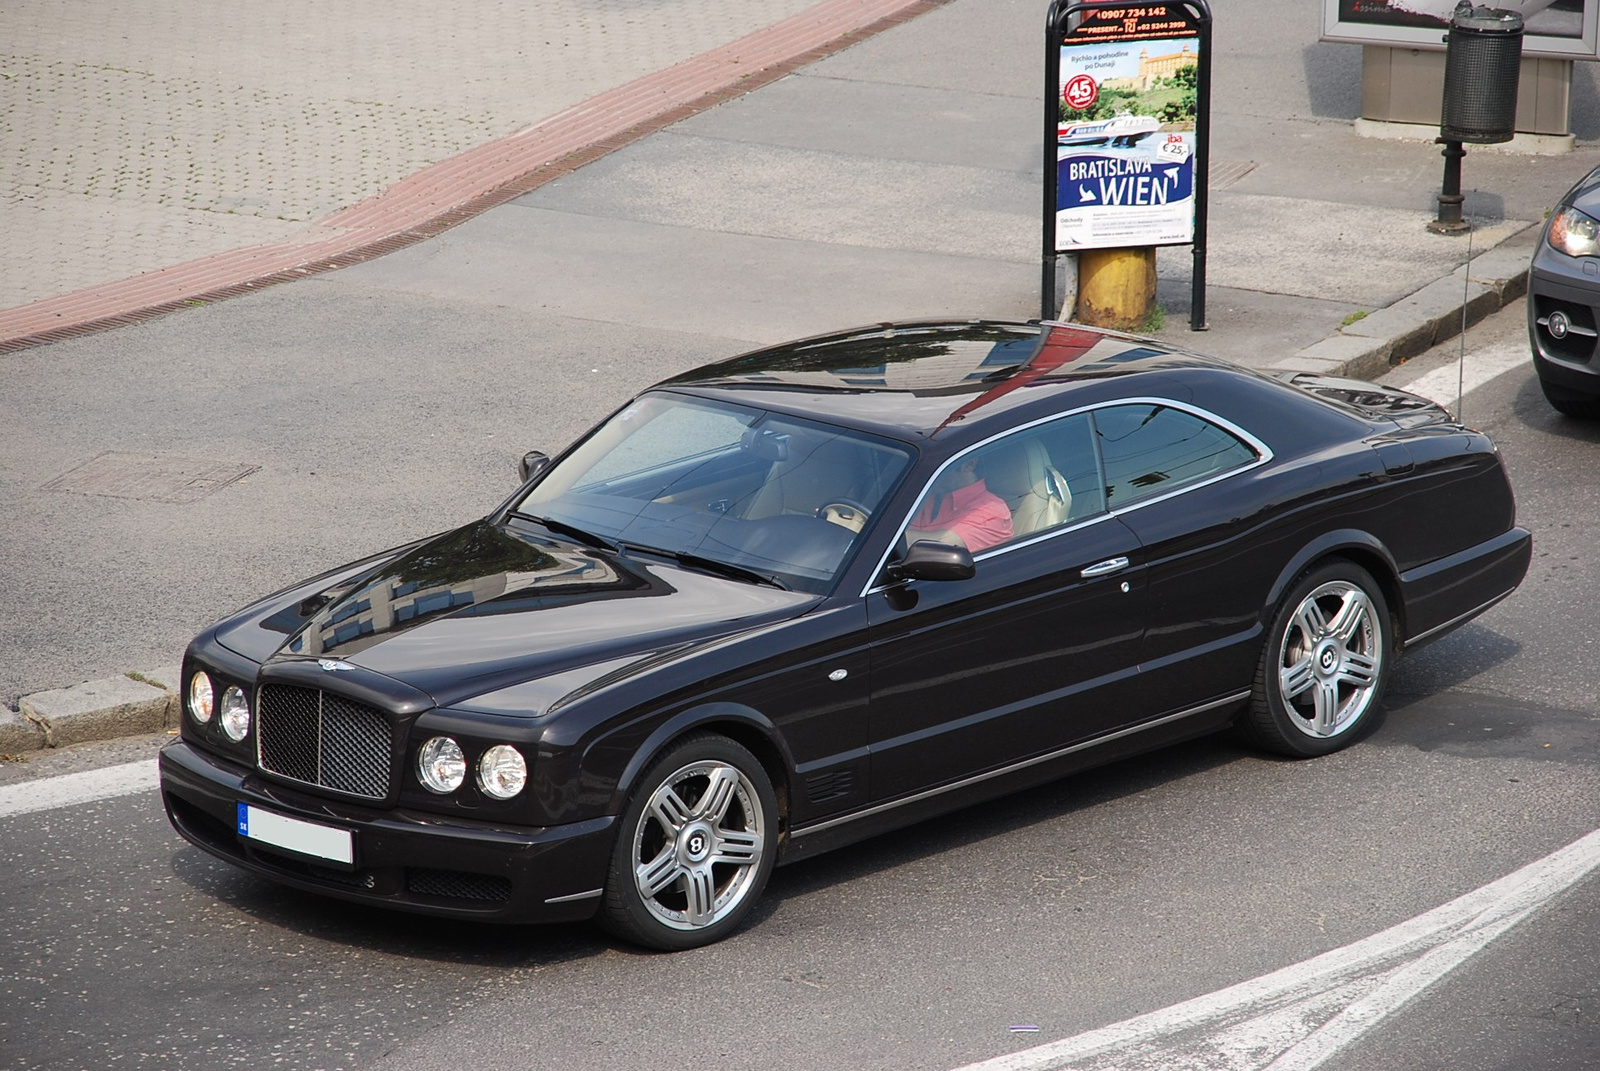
[1093,403,1258,509]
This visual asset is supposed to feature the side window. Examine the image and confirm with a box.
[1093,404,1258,509]
[1029,413,1104,520]
[905,414,1098,554]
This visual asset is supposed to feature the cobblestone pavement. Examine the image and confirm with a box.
[0,0,829,310]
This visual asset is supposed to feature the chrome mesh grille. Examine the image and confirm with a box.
[257,684,392,799]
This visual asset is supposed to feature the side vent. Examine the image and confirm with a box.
[805,768,855,805]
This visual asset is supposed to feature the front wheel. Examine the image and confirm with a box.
[599,733,778,951]
[1239,560,1391,758]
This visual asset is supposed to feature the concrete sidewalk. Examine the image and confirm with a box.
[2,0,1596,753]
[0,0,893,315]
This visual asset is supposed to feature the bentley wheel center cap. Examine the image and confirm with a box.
[681,826,713,863]
[1316,641,1341,675]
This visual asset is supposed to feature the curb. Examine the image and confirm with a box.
[1,667,181,757]
[1278,223,1536,383]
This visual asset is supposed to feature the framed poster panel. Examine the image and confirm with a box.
[1054,5,1204,251]
[1322,0,1600,60]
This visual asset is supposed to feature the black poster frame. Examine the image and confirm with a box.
[1042,0,1213,331]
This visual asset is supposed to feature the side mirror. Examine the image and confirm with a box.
[519,451,552,483]
[884,540,975,584]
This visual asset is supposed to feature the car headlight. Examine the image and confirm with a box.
[1549,205,1600,258]
[477,745,528,800]
[417,736,467,794]
[219,686,251,742]
[187,672,214,724]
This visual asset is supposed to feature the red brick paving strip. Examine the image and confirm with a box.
[0,0,951,354]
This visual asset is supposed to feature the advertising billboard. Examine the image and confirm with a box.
[1322,0,1600,60]
[1054,5,1204,252]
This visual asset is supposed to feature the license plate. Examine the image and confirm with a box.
[237,802,354,866]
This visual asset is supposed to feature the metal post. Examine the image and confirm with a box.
[1042,1,1064,321]
[1189,0,1211,331]
[1427,138,1470,236]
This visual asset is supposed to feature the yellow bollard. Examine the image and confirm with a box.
[1075,247,1156,331]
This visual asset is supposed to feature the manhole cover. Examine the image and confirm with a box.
[1211,160,1258,191]
[41,452,260,504]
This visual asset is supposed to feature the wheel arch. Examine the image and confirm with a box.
[1264,530,1406,646]
[596,702,795,830]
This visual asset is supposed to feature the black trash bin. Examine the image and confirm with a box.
[1441,5,1524,144]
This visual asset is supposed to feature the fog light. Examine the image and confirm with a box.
[477,745,528,800]
[220,686,251,742]
[417,737,466,794]
[187,672,214,724]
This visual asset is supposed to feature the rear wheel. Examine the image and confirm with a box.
[599,733,778,951]
[1240,560,1391,758]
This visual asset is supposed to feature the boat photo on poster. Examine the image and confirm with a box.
[1055,24,1200,251]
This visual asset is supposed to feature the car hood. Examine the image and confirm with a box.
[215,518,816,709]
[1562,164,1600,216]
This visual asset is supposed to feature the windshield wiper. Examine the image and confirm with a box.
[623,544,788,590]
[516,513,621,553]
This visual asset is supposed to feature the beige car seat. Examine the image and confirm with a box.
[981,438,1072,538]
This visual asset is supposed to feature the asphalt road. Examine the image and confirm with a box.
[3,299,1599,1071]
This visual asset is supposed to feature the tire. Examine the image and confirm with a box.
[1539,376,1600,419]
[1239,560,1391,758]
[599,733,778,951]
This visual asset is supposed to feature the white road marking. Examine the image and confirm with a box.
[954,825,1600,1071]
[1392,338,1530,414]
[0,759,158,819]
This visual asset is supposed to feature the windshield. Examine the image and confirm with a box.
[513,393,914,594]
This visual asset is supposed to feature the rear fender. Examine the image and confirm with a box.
[1262,531,1405,642]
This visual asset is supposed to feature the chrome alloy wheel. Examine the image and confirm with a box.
[1277,580,1382,739]
[630,759,768,931]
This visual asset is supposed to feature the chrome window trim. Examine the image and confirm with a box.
[789,690,1251,839]
[860,398,1274,597]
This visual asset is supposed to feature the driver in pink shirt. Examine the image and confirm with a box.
[906,454,1013,553]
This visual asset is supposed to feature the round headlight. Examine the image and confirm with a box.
[219,686,251,742]
[477,745,528,800]
[417,736,466,794]
[187,672,214,724]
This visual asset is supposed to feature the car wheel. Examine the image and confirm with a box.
[1538,377,1600,419]
[1240,560,1390,758]
[600,733,778,951]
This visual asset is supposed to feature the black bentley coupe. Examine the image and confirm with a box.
[159,320,1531,950]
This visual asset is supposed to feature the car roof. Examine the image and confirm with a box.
[657,319,1253,442]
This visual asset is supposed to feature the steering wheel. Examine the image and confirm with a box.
[817,500,871,533]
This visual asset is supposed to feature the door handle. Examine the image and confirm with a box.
[1080,556,1130,578]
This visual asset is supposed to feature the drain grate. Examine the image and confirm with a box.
[41,451,260,504]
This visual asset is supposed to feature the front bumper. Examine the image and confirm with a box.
[159,739,615,924]
[1528,247,1600,397]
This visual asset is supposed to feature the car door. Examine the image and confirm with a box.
[863,413,1149,803]
[1089,400,1275,709]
